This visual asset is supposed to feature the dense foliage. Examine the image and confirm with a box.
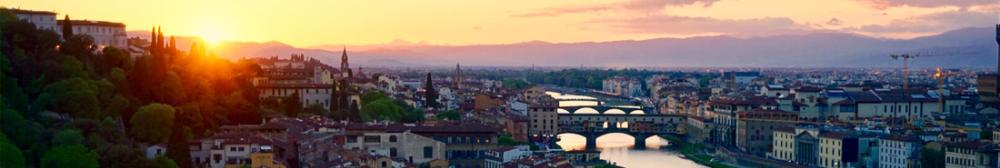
[0,10,260,168]
[359,92,424,122]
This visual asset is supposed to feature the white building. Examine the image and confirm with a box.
[484,145,531,168]
[7,8,58,31]
[59,20,128,49]
[254,54,340,111]
[343,130,447,164]
[603,76,644,97]
[878,135,921,168]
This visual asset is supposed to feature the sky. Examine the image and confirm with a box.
[2,0,998,47]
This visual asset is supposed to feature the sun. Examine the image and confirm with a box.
[196,25,228,46]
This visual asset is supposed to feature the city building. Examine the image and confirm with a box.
[484,146,531,168]
[878,135,922,168]
[253,54,342,111]
[944,141,999,168]
[6,8,57,31]
[736,109,797,156]
[529,95,559,138]
[709,97,777,147]
[59,19,127,49]
[603,76,644,97]
[189,133,287,168]
[343,125,448,164]
[771,127,796,162]
[5,8,127,49]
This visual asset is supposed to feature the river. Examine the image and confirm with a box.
[556,133,707,168]
[547,91,706,168]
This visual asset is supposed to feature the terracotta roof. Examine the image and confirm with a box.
[819,131,846,139]
[775,127,795,133]
[3,8,56,15]
[57,20,125,27]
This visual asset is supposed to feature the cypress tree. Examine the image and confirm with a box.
[188,42,199,58]
[423,73,439,109]
[61,15,73,40]
[150,27,157,55]
[169,36,176,53]
[156,27,164,51]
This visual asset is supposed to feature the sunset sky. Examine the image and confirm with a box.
[3,0,998,47]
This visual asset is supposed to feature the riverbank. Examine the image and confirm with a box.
[663,135,736,168]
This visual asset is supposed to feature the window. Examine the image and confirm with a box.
[364,136,381,143]
[390,148,398,157]
[389,135,398,142]
[423,146,433,158]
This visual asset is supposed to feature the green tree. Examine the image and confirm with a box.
[41,145,99,168]
[361,91,389,104]
[154,156,179,168]
[423,73,439,108]
[281,92,302,117]
[104,95,130,118]
[434,110,460,121]
[502,78,530,90]
[921,143,944,168]
[360,99,403,122]
[52,129,84,147]
[130,103,176,144]
[61,35,97,57]
[98,47,130,74]
[60,15,72,40]
[0,140,26,168]
[37,77,101,118]
[95,144,155,168]
[303,104,327,116]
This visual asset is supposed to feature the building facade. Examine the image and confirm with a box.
[736,109,797,156]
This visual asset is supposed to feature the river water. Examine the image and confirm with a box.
[556,130,707,168]
[548,91,706,168]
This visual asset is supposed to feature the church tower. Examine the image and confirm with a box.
[455,64,463,90]
[341,47,351,79]
[341,47,349,72]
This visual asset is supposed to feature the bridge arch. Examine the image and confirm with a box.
[629,110,645,115]
[604,109,626,115]
[556,132,670,150]
[574,107,600,114]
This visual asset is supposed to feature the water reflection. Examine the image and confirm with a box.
[557,133,707,168]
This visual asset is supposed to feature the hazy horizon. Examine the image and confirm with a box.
[4,0,998,47]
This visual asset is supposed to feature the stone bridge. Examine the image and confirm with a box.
[557,112,685,149]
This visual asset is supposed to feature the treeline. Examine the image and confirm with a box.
[0,11,260,168]
[524,69,677,90]
[358,91,424,122]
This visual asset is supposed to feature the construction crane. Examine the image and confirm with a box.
[934,67,948,114]
[890,53,919,90]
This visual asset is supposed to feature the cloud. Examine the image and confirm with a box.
[513,0,719,17]
[849,10,996,34]
[858,0,996,9]
[591,15,814,36]
[827,18,842,26]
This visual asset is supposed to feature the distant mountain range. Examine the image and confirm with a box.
[129,27,998,68]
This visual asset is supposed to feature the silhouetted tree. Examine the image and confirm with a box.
[150,27,157,55]
[61,15,72,40]
[423,73,439,108]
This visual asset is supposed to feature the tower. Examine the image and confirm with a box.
[340,47,349,72]
[455,64,463,90]
[995,24,999,73]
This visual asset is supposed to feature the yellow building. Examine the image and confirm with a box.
[224,152,286,168]
[770,127,796,162]
[818,132,845,168]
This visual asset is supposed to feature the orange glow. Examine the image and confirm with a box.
[3,0,993,47]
